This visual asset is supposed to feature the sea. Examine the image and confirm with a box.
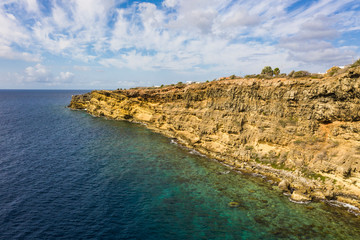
[1,90,360,239]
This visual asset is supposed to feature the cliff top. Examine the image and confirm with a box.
[101,63,360,99]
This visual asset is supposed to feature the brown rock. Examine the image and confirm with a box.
[324,189,335,199]
[278,180,290,191]
[291,191,312,202]
[311,190,326,199]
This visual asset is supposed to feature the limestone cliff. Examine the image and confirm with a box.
[69,65,360,210]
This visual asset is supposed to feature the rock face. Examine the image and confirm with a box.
[69,66,360,209]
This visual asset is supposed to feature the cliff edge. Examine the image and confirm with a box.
[69,65,360,210]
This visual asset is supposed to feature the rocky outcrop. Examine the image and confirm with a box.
[69,65,360,211]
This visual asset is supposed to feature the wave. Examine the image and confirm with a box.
[327,200,360,216]
[288,197,311,205]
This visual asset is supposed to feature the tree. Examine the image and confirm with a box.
[274,67,280,76]
[261,66,273,77]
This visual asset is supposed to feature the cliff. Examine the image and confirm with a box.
[69,65,360,210]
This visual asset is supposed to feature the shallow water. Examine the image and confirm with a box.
[0,90,360,239]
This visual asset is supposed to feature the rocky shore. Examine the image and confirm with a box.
[69,65,360,213]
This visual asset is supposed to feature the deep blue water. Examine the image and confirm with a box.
[1,90,360,239]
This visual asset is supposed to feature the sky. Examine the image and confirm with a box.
[0,0,359,89]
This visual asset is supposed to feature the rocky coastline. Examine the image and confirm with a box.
[69,65,360,214]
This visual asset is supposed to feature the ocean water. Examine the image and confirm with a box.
[1,90,360,240]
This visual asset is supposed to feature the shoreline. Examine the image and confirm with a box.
[162,130,360,216]
[68,67,360,216]
[72,107,360,216]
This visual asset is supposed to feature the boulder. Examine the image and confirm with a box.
[278,179,290,191]
[290,191,312,202]
[311,190,326,200]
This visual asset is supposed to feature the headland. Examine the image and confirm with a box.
[69,62,360,213]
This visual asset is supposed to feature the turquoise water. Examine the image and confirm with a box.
[1,90,360,239]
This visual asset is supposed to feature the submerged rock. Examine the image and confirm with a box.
[228,201,240,208]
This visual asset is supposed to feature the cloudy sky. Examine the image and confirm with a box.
[0,0,359,89]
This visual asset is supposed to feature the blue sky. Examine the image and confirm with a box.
[0,0,359,89]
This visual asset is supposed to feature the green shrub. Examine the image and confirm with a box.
[259,74,273,79]
[245,145,254,150]
[288,70,295,78]
[230,74,236,79]
[305,171,327,182]
[261,66,274,77]
[278,119,286,128]
[244,74,257,78]
[310,73,324,79]
[274,67,280,76]
[326,66,340,76]
[293,140,305,145]
[175,82,185,88]
[293,70,310,78]
[351,59,360,67]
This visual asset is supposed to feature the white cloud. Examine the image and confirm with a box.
[22,0,40,14]
[25,0,120,61]
[74,65,92,71]
[0,0,359,82]
[24,64,51,82]
[52,3,71,29]
[163,0,178,8]
[0,5,40,61]
[13,63,75,85]
[104,0,360,73]
[0,44,40,62]
[278,13,356,66]
[56,71,74,83]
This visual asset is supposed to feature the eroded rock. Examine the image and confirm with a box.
[291,191,312,202]
[69,66,360,207]
[278,180,290,191]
